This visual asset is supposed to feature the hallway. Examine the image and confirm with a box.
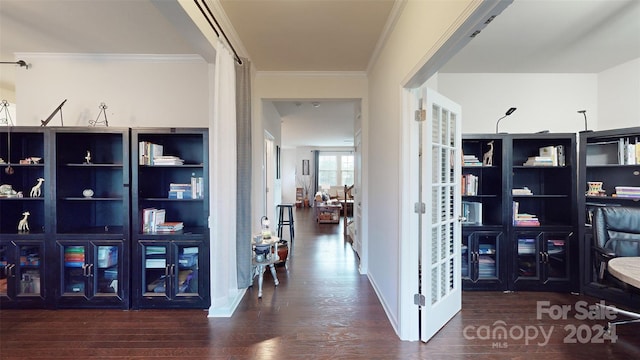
[1,208,639,359]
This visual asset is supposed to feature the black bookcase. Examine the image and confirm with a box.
[461,135,508,290]
[51,127,130,309]
[0,127,50,308]
[578,127,640,307]
[131,128,210,309]
[508,134,578,292]
[462,133,578,292]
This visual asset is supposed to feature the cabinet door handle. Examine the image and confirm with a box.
[88,264,94,277]
[165,265,170,277]
[170,264,176,277]
[539,252,544,263]
[7,264,15,277]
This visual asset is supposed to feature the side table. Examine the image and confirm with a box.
[252,236,280,298]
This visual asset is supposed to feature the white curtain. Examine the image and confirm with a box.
[209,39,239,316]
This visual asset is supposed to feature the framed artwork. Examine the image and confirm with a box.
[276,146,281,179]
[302,159,309,175]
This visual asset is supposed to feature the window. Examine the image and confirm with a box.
[318,153,354,187]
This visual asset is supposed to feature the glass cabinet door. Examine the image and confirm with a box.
[140,241,202,300]
[142,244,169,296]
[175,244,199,296]
[544,232,570,281]
[461,237,469,280]
[62,244,87,295]
[60,241,123,299]
[0,243,8,297]
[17,244,42,296]
[516,232,542,281]
[0,241,45,304]
[95,245,120,295]
[476,233,498,280]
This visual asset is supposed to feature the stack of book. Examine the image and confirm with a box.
[512,201,540,226]
[615,186,640,198]
[462,174,478,195]
[618,138,640,165]
[142,208,166,233]
[156,221,184,232]
[139,141,163,165]
[518,238,536,254]
[523,156,554,166]
[463,154,482,166]
[153,155,184,166]
[512,187,533,195]
[523,145,565,166]
[168,177,204,199]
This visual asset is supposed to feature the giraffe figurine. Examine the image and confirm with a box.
[18,211,30,232]
[30,178,45,197]
[483,141,494,166]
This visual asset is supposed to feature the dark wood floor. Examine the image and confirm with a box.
[1,208,640,359]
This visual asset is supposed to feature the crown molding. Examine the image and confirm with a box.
[366,0,408,74]
[255,71,367,78]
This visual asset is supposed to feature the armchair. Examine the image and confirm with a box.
[593,206,640,283]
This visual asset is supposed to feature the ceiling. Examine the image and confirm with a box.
[1,0,638,148]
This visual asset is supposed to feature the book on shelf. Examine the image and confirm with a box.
[153,155,184,165]
[512,187,533,195]
[167,178,204,199]
[615,186,640,198]
[156,221,184,232]
[462,201,482,225]
[463,154,482,166]
[141,208,166,233]
[523,156,554,166]
[617,138,640,165]
[461,174,478,195]
[139,141,164,165]
[512,201,540,226]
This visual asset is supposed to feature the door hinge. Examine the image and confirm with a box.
[414,293,426,307]
[414,202,426,214]
[415,99,426,122]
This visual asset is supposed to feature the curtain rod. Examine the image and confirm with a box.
[194,0,243,65]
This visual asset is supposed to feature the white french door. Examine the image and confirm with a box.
[414,86,462,342]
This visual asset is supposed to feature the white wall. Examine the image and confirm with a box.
[438,73,598,134]
[367,0,478,340]
[598,57,640,130]
[281,147,297,204]
[261,100,282,222]
[15,53,209,127]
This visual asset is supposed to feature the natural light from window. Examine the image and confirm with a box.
[318,153,354,187]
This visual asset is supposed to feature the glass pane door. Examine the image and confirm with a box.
[143,244,168,296]
[95,245,119,294]
[18,244,42,296]
[63,245,86,295]
[477,233,498,279]
[546,233,569,280]
[0,243,9,296]
[516,233,541,280]
[176,245,199,296]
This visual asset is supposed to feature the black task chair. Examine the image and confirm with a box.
[593,206,640,283]
[592,206,640,330]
